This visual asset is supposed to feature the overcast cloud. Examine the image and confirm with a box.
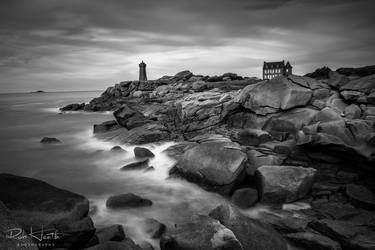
[0,0,374,92]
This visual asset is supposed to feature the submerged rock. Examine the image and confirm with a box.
[160,214,242,250]
[106,193,152,209]
[169,141,247,195]
[209,204,288,250]
[110,145,127,152]
[40,136,61,143]
[121,158,149,171]
[256,165,316,203]
[134,147,155,158]
[142,218,166,239]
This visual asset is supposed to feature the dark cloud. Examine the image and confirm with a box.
[0,0,374,92]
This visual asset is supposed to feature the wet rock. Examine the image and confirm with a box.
[110,146,127,152]
[285,232,342,250]
[142,218,166,239]
[231,188,258,209]
[169,141,247,195]
[106,193,152,209]
[256,165,316,203]
[160,214,242,250]
[121,158,149,171]
[93,120,120,133]
[60,103,85,111]
[0,174,94,249]
[40,136,61,143]
[346,184,375,210]
[209,204,288,250]
[236,75,313,115]
[134,147,155,158]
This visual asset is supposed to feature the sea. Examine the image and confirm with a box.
[0,91,230,248]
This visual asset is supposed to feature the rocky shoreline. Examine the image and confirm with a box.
[2,67,375,249]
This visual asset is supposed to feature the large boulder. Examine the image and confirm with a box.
[209,204,288,250]
[235,75,313,115]
[339,74,375,104]
[255,165,316,203]
[160,214,242,250]
[169,141,247,195]
[106,193,152,209]
[134,147,155,158]
[93,120,120,133]
[0,174,95,249]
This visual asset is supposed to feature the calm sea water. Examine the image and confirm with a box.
[0,91,230,248]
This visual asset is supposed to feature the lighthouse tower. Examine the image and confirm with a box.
[139,61,147,81]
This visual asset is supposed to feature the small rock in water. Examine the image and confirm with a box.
[110,145,127,153]
[231,188,258,209]
[106,193,152,209]
[134,147,155,158]
[40,137,61,143]
[142,218,166,239]
[143,166,155,172]
[121,158,149,171]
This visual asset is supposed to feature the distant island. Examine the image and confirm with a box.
[31,90,45,93]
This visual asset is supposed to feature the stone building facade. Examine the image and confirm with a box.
[263,60,292,80]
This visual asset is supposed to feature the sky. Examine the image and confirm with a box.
[0,0,374,93]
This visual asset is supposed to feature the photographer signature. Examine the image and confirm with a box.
[6,227,62,242]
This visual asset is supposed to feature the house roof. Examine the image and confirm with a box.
[263,61,285,69]
[285,61,292,68]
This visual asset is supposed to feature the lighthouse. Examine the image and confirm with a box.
[139,61,147,81]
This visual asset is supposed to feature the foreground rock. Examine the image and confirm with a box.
[256,165,316,203]
[84,240,142,250]
[142,218,166,239]
[87,224,126,246]
[209,204,288,250]
[0,173,94,249]
[40,137,61,143]
[0,201,37,250]
[169,140,247,195]
[106,193,152,209]
[160,214,242,250]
